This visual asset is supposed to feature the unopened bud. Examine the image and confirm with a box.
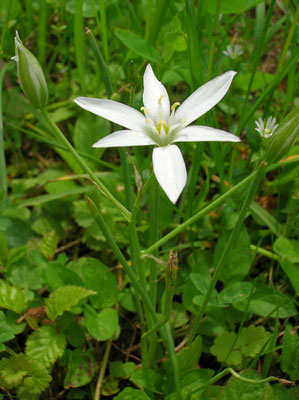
[264,107,299,164]
[12,32,48,109]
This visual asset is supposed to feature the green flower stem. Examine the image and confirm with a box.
[250,244,280,262]
[0,63,10,200]
[141,170,257,256]
[94,340,112,400]
[88,196,181,399]
[186,368,282,398]
[40,108,131,221]
[149,178,159,306]
[206,0,221,81]
[187,162,267,345]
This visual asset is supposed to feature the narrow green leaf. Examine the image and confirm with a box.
[114,29,161,63]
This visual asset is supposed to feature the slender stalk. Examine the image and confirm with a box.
[186,367,283,398]
[98,0,109,62]
[142,170,257,255]
[250,244,280,262]
[148,0,169,45]
[86,28,113,98]
[74,0,86,94]
[88,197,181,399]
[38,0,47,65]
[206,0,221,81]
[94,340,112,400]
[187,162,267,345]
[0,63,10,200]
[40,108,131,221]
[149,178,159,306]
[276,5,299,74]
[145,0,153,41]
[8,122,117,170]
[0,0,12,55]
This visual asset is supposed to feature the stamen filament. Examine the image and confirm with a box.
[171,102,180,111]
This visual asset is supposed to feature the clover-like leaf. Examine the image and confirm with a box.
[211,326,271,366]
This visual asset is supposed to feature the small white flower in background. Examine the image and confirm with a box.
[75,65,240,203]
[223,44,243,60]
[255,116,278,139]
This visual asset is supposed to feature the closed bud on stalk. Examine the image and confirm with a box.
[12,32,48,109]
[264,107,299,164]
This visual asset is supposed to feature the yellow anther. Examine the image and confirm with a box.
[158,94,166,105]
[171,102,180,111]
[141,106,149,116]
[157,120,168,134]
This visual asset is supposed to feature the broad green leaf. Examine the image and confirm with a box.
[46,262,83,291]
[214,227,251,283]
[211,326,271,366]
[219,282,255,304]
[80,258,118,309]
[26,325,66,367]
[8,257,44,290]
[0,353,51,395]
[233,284,296,318]
[114,29,161,63]
[130,368,163,393]
[114,387,151,400]
[278,260,299,294]
[84,304,119,341]
[281,324,299,380]
[64,349,95,388]
[235,72,273,91]
[219,370,274,399]
[0,279,25,313]
[273,237,299,263]
[110,361,137,379]
[46,285,96,320]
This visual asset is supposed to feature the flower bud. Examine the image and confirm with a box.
[12,32,48,109]
[264,107,299,164]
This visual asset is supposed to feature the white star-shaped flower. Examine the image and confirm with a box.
[255,116,278,139]
[74,65,240,203]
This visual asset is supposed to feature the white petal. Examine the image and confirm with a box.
[92,130,156,148]
[152,145,187,204]
[175,71,237,125]
[143,64,170,124]
[74,97,145,131]
[173,126,240,143]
